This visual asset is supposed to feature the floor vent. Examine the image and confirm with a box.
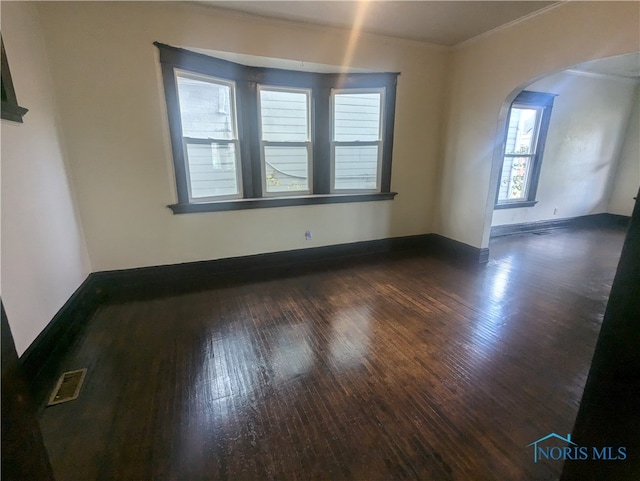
[47,368,87,406]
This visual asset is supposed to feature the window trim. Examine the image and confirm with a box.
[175,70,243,202]
[1,36,28,123]
[258,85,313,197]
[168,192,398,214]
[330,87,386,194]
[495,90,556,209]
[155,42,398,213]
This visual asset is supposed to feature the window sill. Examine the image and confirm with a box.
[168,192,398,214]
[494,200,538,210]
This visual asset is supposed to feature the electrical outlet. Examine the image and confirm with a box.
[305,230,312,240]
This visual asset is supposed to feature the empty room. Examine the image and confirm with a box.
[2,1,639,480]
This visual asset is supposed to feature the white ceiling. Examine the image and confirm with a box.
[201,1,557,47]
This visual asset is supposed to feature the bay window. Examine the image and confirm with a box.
[155,42,398,213]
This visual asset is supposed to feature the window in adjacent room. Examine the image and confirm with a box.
[155,42,398,213]
[495,90,556,209]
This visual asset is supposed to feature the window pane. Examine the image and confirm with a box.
[498,156,533,201]
[505,107,539,155]
[186,142,239,199]
[334,145,379,190]
[176,74,235,140]
[264,146,309,193]
[260,89,309,142]
[334,93,381,142]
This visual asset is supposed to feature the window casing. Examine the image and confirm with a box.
[495,90,555,209]
[175,70,242,201]
[1,36,28,123]
[155,43,398,213]
[258,86,313,196]
[331,88,385,193]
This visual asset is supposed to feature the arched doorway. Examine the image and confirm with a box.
[488,53,639,237]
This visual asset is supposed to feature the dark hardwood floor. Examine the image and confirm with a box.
[39,225,627,481]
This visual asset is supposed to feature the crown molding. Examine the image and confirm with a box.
[453,2,566,50]
[564,69,640,84]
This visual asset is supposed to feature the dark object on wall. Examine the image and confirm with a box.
[1,35,29,123]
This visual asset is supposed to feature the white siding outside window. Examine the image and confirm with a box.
[258,87,312,195]
[331,89,384,192]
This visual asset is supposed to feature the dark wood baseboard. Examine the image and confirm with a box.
[19,275,103,409]
[491,213,631,238]
[91,235,428,301]
[429,234,490,264]
[91,234,490,302]
[19,233,489,406]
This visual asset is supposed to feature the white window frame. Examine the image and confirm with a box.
[175,69,243,202]
[330,87,385,194]
[257,85,313,197]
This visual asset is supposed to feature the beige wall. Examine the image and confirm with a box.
[492,71,638,226]
[437,1,640,248]
[608,85,640,217]
[35,1,448,271]
[1,2,91,355]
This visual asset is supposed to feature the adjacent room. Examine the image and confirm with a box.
[491,55,638,237]
[2,1,639,480]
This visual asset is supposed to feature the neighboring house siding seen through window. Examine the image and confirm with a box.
[155,43,399,214]
[332,90,385,192]
[259,87,312,195]
[496,90,556,209]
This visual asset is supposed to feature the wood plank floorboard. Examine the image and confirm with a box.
[39,225,627,481]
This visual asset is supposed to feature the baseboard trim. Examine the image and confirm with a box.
[92,234,432,300]
[491,213,631,238]
[18,232,489,406]
[19,275,102,409]
[429,234,490,264]
[92,234,490,301]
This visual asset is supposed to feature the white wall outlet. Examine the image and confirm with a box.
[305,230,312,240]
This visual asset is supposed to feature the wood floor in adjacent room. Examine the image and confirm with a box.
[39,226,626,481]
